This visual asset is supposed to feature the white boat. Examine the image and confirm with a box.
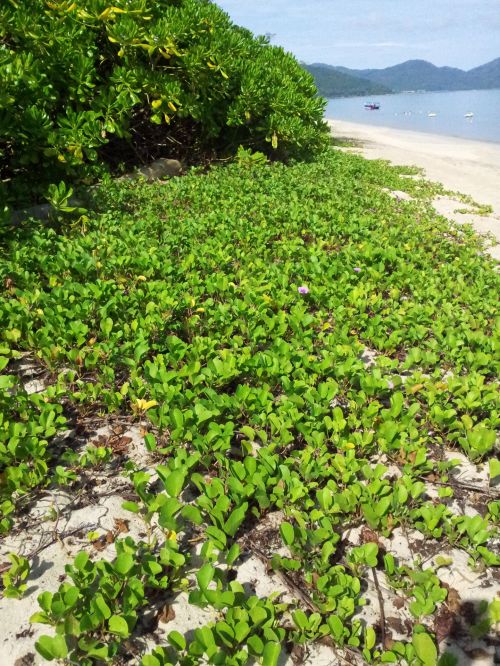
[464,112,474,118]
[428,112,437,117]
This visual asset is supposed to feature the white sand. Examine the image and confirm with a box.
[328,119,500,257]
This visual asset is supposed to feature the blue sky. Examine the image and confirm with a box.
[217,1,500,70]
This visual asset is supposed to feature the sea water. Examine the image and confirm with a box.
[325,88,500,143]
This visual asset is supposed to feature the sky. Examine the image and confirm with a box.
[216,0,500,70]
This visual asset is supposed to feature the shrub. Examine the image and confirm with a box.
[0,0,328,206]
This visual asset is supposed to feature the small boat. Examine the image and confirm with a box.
[464,112,474,118]
[428,112,437,117]
[364,102,380,110]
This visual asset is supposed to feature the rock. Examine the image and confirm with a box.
[8,158,182,225]
[132,158,182,182]
[9,197,85,225]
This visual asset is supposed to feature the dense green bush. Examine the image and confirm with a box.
[0,0,328,206]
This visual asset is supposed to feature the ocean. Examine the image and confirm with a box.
[325,88,500,143]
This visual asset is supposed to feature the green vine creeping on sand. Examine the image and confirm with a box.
[1,148,499,664]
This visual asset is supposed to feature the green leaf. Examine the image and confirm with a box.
[489,458,500,482]
[168,630,186,651]
[122,501,140,513]
[108,615,130,637]
[94,594,112,620]
[197,563,215,590]
[328,615,344,641]
[292,609,309,630]
[160,468,185,498]
[30,612,51,625]
[413,632,438,666]
[365,626,376,650]
[114,552,134,576]
[262,641,281,666]
[171,408,184,430]
[100,317,113,336]
[35,634,68,660]
[181,505,203,525]
[224,502,248,537]
[206,525,227,549]
[247,633,264,655]
[249,605,268,626]
[73,551,90,571]
[280,522,295,546]
[195,403,214,425]
[142,656,162,666]
[226,543,240,565]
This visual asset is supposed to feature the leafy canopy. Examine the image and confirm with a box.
[0,0,328,205]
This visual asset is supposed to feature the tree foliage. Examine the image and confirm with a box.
[0,0,328,205]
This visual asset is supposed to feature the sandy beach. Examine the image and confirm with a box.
[328,119,500,256]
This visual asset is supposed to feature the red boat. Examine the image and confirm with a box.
[364,102,380,110]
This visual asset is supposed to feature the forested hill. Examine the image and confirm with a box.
[304,63,392,98]
[306,57,500,97]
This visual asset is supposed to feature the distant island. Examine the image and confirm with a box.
[305,57,500,98]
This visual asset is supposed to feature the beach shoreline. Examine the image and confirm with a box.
[327,119,500,256]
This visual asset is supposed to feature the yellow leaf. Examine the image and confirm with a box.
[151,99,162,110]
[134,399,158,412]
[271,132,278,149]
[137,275,147,281]
[409,384,424,394]
[99,6,127,19]
[167,101,177,112]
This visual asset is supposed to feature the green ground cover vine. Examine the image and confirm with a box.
[0,147,499,664]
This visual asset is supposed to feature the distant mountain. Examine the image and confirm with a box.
[306,58,500,97]
[338,60,471,91]
[304,63,392,98]
[466,57,500,89]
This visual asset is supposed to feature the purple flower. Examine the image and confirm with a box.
[298,285,309,294]
[353,267,362,273]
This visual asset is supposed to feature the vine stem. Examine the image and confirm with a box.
[372,566,386,648]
